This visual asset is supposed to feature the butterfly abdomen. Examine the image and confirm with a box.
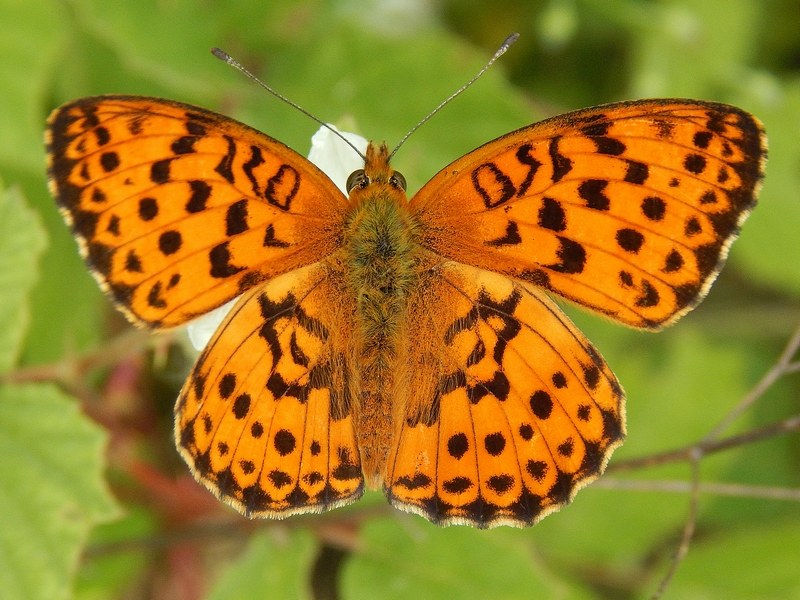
[343,174,422,480]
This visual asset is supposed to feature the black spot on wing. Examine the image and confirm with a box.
[548,136,573,182]
[486,221,522,247]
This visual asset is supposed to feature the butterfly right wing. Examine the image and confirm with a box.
[46,96,348,328]
[176,261,364,518]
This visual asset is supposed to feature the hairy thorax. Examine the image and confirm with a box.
[340,170,423,482]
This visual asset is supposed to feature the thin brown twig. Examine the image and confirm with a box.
[650,453,701,600]
[704,321,800,442]
[626,321,800,599]
[609,414,800,472]
[610,322,800,474]
[594,478,800,501]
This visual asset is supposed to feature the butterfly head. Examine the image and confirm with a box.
[346,142,407,200]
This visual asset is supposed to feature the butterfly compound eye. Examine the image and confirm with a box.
[389,171,407,191]
[346,169,369,192]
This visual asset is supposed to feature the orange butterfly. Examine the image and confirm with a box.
[46,84,765,527]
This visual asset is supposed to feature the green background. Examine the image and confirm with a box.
[1,0,799,598]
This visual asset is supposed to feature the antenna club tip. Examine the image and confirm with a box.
[500,32,520,53]
[211,47,231,62]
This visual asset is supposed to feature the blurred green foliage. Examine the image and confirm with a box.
[0,0,798,598]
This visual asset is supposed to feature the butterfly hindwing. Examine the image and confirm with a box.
[46,96,347,328]
[385,261,625,528]
[411,100,766,329]
[176,262,363,517]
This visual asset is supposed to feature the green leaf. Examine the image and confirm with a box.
[0,184,47,373]
[341,519,567,600]
[629,0,762,97]
[0,384,120,600]
[0,0,65,174]
[670,518,800,598]
[207,529,317,600]
[75,508,166,600]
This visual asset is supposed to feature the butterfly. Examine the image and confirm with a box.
[45,91,765,528]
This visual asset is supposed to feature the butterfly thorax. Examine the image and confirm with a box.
[341,143,422,481]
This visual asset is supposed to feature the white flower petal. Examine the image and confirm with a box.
[186,298,237,351]
[186,125,366,351]
[308,124,368,194]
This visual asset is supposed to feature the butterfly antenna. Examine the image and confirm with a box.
[211,47,367,160]
[388,32,520,160]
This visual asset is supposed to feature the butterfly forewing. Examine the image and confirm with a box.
[411,100,766,329]
[46,96,347,328]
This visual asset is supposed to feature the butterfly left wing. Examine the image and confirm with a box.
[176,262,363,517]
[411,99,766,329]
[384,261,624,528]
